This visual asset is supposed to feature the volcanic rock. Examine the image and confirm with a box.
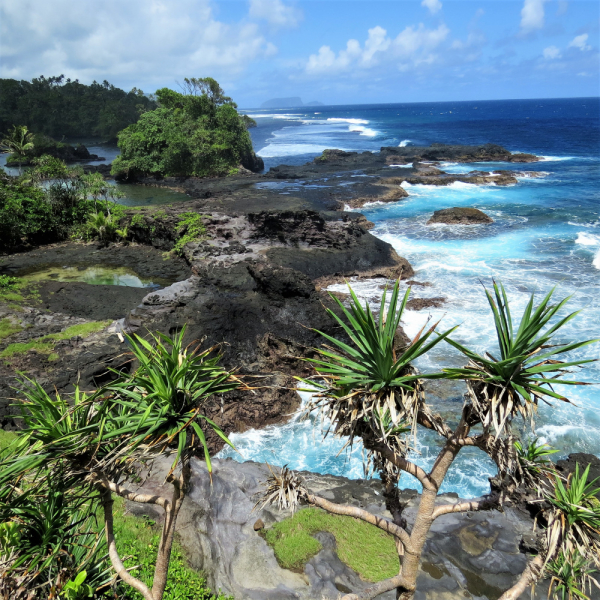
[128,456,545,600]
[427,207,494,225]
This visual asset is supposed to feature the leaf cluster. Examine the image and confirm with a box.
[443,282,598,436]
[111,81,261,179]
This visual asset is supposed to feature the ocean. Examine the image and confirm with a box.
[218,98,600,498]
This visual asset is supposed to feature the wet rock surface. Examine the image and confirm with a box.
[127,144,541,213]
[130,456,546,600]
[427,207,494,225]
[0,209,417,439]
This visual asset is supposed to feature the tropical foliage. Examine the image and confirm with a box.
[0,157,121,250]
[0,327,240,600]
[0,125,34,169]
[443,282,597,437]
[0,75,156,140]
[260,280,599,600]
[111,79,262,179]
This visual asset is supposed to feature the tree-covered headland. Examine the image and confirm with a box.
[111,77,263,179]
[0,75,156,140]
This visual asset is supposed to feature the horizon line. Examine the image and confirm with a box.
[241,95,600,110]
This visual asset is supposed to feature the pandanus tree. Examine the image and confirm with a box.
[0,327,240,600]
[259,280,599,600]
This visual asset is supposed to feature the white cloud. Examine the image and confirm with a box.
[421,0,442,15]
[543,46,561,59]
[306,23,449,76]
[0,0,278,89]
[569,33,591,51]
[520,0,548,32]
[249,0,302,29]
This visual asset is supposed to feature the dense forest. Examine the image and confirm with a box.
[0,75,156,140]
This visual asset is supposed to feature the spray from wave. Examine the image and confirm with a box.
[575,231,600,269]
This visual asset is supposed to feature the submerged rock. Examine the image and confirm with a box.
[427,207,494,225]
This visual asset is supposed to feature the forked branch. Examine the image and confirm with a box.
[369,442,437,492]
[101,489,155,600]
[94,475,170,509]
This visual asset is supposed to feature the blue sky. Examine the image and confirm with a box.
[1,0,598,107]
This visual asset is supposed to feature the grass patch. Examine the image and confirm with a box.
[0,320,111,359]
[174,213,206,256]
[0,318,23,341]
[0,429,18,454]
[111,496,232,600]
[0,276,42,305]
[264,507,399,582]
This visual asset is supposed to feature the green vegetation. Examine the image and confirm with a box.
[1,320,111,359]
[111,496,232,600]
[0,275,19,289]
[265,507,398,581]
[0,318,23,341]
[0,326,240,599]
[0,75,156,140]
[260,280,600,600]
[443,282,598,435]
[112,78,262,179]
[1,125,34,171]
[174,212,206,255]
[0,429,17,454]
[0,157,122,251]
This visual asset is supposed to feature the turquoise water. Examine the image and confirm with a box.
[19,265,171,288]
[220,99,600,498]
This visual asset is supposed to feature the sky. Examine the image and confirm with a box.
[0,0,598,107]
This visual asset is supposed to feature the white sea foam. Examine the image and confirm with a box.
[245,113,303,120]
[388,164,413,168]
[575,232,600,269]
[257,143,349,158]
[327,117,369,125]
[399,139,411,147]
[540,156,575,162]
[349,124,378,137]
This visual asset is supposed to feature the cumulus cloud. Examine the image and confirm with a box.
[249,0,302,28]
[0,0,278,89]
[569,33,591,51]
[421,0,442,15]
[305,23,449,75]
[543,45,561,59]
[520,0,548,32]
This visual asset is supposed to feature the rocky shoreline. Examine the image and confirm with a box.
[2,142,599,599]
[126,455,581,600]
[0,143,546,441]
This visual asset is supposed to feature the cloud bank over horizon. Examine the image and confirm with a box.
[0,0,597,106]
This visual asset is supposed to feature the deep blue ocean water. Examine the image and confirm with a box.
[218,98,600,498]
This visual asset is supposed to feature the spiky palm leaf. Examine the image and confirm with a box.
[443,282,598,436]
[545,464,600,573]
[546,550,600,600]
[302,280,455,462]
[512,438,558,494]
[104,325,240,477]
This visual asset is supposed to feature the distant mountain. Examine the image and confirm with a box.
[260,97,323,108]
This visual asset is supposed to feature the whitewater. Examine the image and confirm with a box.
[220,98,600,498]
